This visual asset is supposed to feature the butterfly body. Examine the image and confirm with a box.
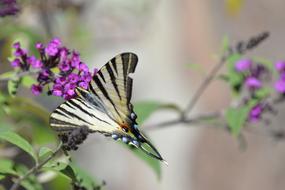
[50,53,166,163]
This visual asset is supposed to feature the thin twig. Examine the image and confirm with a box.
[183,55,228,116]
[9,142,63,190]
[145,111,222,130]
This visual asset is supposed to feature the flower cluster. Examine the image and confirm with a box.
[10,38,98,100]
[233,59,272,122]
[0,0,19,17]
[235,59,270,91]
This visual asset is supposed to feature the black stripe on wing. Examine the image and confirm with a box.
[89,52,138,123]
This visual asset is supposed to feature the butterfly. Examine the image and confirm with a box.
[49,52,167,164]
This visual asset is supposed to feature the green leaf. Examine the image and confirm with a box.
[134,101,181,125]
[0,130,37,162]
[226,100,257,136]
[225,54,244,93]
[38,147,53,161]
[226,107,248,136]
[0,159,17,175]
[226,53,241,70]
[255,87,272,99]
[7,79,20,97]
[59,163,98,189]
[0,71,15,80]
[21,75,36,88]
[0,174,5,180]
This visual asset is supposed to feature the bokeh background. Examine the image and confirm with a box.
[2,0,285,189]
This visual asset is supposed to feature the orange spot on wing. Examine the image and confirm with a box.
[120,124,130,133]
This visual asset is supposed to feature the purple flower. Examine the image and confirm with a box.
[35,42,44,50]
[55,77,66,85]
[51,37,61,46]
[79,63,89,72]
[0,0,19,17]
[59,61,70,72]
[71,51,80,69]
[52,84,63,97]
[81,71,92,83]
[235,59,252,72]
[31,84,42,96]
[9,38,97,100]
[60,48,69,61]
[79,81,88,89]
[14,48,27,57]
[45,38,62,56]
[38,69,52,82]
[27,56,43,68]
[68,73,79,84]
[249,104,263,122]
[275,61,285,72]
[64,83,76,96]
[245,77,262,89]
[274,79,285,93]
[10,58,21,67]
[13,42,20,49]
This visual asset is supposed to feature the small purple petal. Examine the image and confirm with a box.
[59,61,70,72]
[35,42,44,50]
[38,69,52,83]
[51,37,62,46]
[275,60,285,72]
[27,56,43,68]
[14,48,27,57]
[245,77,262,89]
[55,77,66,85]
[79,81,88,89]
[0,0,19,17]
[235,59,252,72]
[79,63,89,72]
[71,51,80,69]
[31,84,42,96]
[10,58,21,67]
[12,42,20,49]
[52,84,63,96]
[60,48,69,60]
[274,79,285,93]
[81,71,92,83]
[45,38,62,56]
[249,104,263,122]
[68,73,80,83]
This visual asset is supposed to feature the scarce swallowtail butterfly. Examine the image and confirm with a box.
[50,52,167,164]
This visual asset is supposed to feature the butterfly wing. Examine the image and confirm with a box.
[89,52,138,125]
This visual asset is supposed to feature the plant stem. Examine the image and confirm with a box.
[9,142,63,190]
[183,55,227,116]
[145,111,222,130]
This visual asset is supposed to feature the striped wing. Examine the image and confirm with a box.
[50,97,121,135]
[89,52,138,125]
